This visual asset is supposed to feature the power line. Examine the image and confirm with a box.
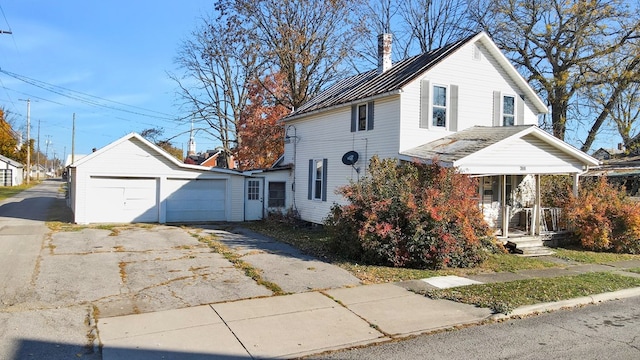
[0,69,179,122]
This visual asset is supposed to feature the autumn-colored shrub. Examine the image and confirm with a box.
[540,175,572,208]
[325,156,499,269]
[564,176,640,253]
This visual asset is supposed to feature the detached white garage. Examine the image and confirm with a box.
[67,133,246,224]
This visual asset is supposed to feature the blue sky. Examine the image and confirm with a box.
[0,1,214,162]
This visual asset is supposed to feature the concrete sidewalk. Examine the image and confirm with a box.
[98,283,492,359]
[97,259,640,360]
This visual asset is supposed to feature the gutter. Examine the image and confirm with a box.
[284,89,403,122]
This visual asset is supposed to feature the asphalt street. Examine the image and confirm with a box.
[310,295,640,359]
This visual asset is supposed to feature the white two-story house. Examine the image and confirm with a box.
[281,32,599,239]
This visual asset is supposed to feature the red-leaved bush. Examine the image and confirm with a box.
[324,156,499,269]
[564,176,640,253]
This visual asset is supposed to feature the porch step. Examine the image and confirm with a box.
[514,246,556,257]
[505,237,555,257]
[505,237,544,249]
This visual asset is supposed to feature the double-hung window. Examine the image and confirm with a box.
[314,161,323,200]
[351,102,374,132]
[432,85,447,127]
[420,80,458,130]
[494,91,523,126]
[503,95,515,126]
[308,159,328,201]
[358,104,368,131]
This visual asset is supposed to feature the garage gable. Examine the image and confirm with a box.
[69,133,246,224]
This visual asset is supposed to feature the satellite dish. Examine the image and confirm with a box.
[341,151,359,165]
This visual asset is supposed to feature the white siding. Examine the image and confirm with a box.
[252,169,294,214]
[72,136,246,224]
[399,40,541,152]
[458,135,586,175]
[288,97,401,224]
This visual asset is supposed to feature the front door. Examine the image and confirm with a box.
[245,178,264,221]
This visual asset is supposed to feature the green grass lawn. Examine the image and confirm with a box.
[0,182,39,201]
[427,272,640,314]
[243,220,640,314]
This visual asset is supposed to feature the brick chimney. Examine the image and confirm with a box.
[378,33,392,73]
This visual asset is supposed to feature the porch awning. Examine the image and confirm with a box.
[399,125,600,176]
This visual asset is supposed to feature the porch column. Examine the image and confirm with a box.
[572,173,579,197]
[501,175,508,238]
[533,174,541,235]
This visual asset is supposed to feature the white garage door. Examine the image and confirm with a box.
[165,179,227,222]
[86,177,158,223]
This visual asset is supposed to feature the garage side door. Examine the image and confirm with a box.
[86,177,158,223]
[165,179,226,222]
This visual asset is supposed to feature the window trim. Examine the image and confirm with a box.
[357,104,368,131]
[308,158,328,201]
[502,94,515,127]
[351,102,374,132]
[431,84,448,129]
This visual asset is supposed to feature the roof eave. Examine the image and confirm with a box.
[284,89,403,122]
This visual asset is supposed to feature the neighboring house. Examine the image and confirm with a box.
[186,149,239,169]
[281,32,599,238]
[592,147,625,161]
[586,154,640,197]
[67,133,291,224]
[0,154,23,186]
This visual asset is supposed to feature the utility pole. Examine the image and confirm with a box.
[18,99,31,184]
[45,135,51,178]
[71,113,75,165]
[37,119,40,180]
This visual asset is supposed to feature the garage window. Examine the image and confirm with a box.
[268,182,286,207]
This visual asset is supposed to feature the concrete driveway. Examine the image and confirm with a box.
[0,180,360,359]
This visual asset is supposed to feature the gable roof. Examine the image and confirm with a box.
[69,133,242,175]
[0,154,23,168]
[286,32,547,120]
[400,125,600,172]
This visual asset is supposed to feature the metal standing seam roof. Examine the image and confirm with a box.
[400,125,536,163]
[287,32,479,118]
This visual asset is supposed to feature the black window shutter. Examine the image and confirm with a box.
[351,105,357,132]
[322,158,328,201]
[308,159,313,200]
[367,102,374,130]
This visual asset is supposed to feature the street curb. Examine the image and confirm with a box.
[490,287,640,320]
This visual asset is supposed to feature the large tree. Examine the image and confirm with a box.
[220,0,365,110]
[171,11,260,167]
[398,0,474,54]
[0,108,28,163]
[470,0,640,151]
[236,73,289,170]
[140,127,184,161]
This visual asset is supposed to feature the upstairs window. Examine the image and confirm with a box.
[503,95,515,126]
[351,102,374,132]
[420,80,458,131]
[358,104,367,131]
[432,85,447,127]
[494,91,524,126]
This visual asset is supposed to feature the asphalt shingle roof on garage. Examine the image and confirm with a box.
[287,32,478,118]
[400,125,536,163]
